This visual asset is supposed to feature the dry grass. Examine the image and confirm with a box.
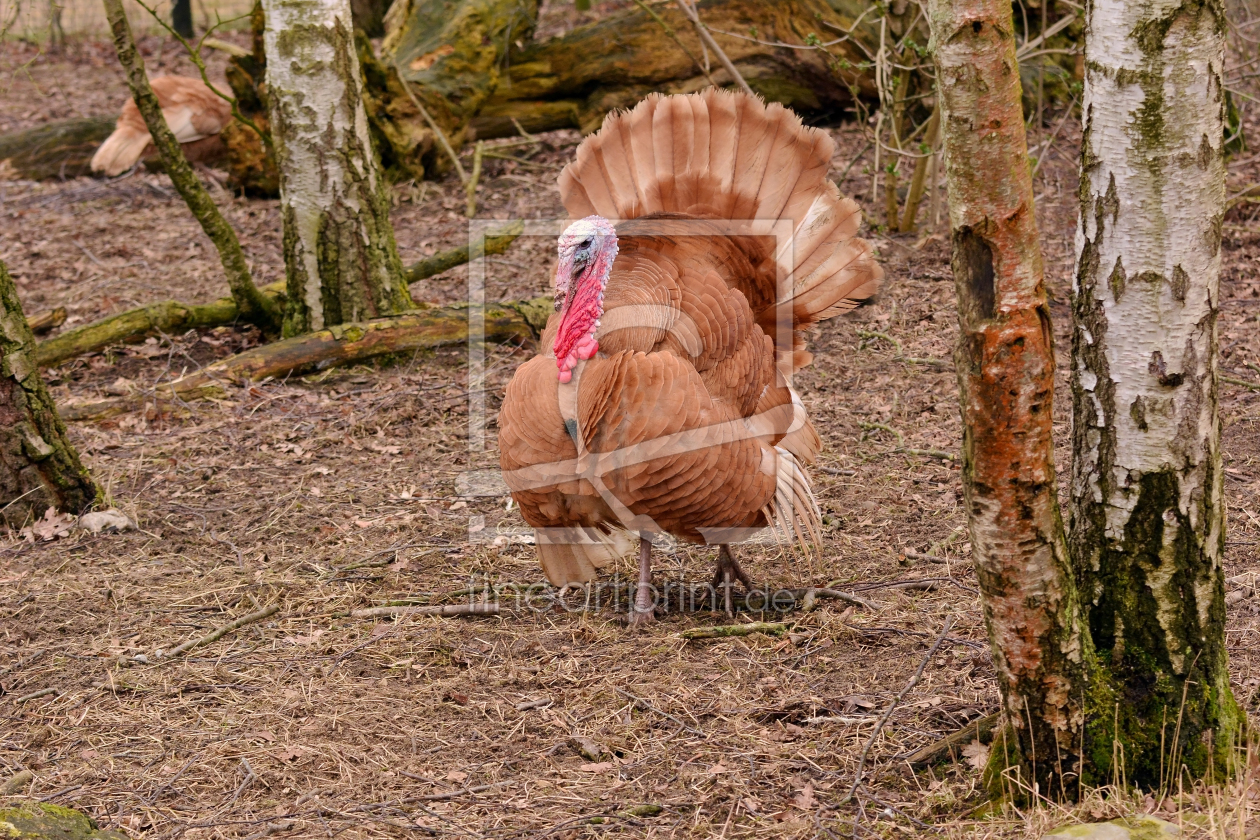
[1,34,1260,840]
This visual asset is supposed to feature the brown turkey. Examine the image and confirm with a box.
[498,90,882,624]
[90,75,232,177]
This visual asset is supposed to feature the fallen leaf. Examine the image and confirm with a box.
[22,508,75,542]
[793,782,816,810]
[707,763,731,774]
[367,442,402,456]
[962,739,989,771]
[579,761,615,773]
[285,631,324,646]
[445,770,468,783]
[80,748,99,759]
[248,730,277,743]
[273,746,307,762]
[443,691,469,705]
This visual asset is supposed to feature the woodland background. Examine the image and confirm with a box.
[0,0,1259,837]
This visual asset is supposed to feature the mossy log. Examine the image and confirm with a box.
[0,802,128,840]
[0,117,114,180]
[36,223,522,368]
[59,296,552,421]
[469,0,880,140]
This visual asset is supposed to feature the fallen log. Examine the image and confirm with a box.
[36,222,523,368]
[59,296,552,421]
[469,0,880,139]
[0,117,114,181]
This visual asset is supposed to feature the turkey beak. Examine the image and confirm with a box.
[554,255,577,312]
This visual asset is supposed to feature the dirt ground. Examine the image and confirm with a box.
[2,31,1260,840]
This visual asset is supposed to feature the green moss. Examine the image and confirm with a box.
[0,802,128,840]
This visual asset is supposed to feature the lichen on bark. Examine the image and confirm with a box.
[262,0,412,336]
[0,259,97,527]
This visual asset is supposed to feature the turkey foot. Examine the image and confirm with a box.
[629,536,655,626]
[711,544,756,616]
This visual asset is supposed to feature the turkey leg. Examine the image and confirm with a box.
[630,536,655,626]
[711,544,756,616]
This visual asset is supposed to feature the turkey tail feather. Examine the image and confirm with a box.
[558,89,883,349]
[90,127,151,176]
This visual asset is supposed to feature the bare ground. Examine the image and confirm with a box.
[2,38,1260,840]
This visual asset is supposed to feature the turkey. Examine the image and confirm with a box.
[498,89,882,624]
[91,76,232,177]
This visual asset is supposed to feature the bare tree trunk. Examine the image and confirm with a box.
[262,0,412,336]
[927,0,1088,800]
[1070,0,1242,787]
[0,260,96,527]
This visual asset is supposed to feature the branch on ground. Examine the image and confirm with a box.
[59,296,551,421]
[36,223,523,369]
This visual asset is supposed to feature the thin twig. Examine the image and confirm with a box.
[616,688,705,736]
[629,0,718,86]
[395,63,468,184]
[160,603,280,659]
[672,0,754,95]
[351,604,500,618]
[13,687,58,704]
[842,616,954,802]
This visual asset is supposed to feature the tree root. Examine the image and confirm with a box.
[59,296,551,421]
[38,222,524,369]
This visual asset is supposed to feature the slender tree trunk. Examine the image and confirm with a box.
[927,0,1089,800]
[1070,0,1242,787]
[262,0,411,336]
[103,0,282,334]
[172,0,194,38]
[0,260,96,527]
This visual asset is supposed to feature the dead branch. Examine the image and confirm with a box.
[904,711,1000,768]
[38,223,523,369]
[59,297,549,421]
[0,769,34,795]
[13,687,59,704]
[350,604,501,618]
[842,615,953,801]
[671,0,753,95]
[115,604,281,668]
[679,621,789,639]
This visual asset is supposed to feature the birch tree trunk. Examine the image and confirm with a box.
[0,260,96,527]
[1070,0,1242,787]
[262,0,412,336]
[927,0,1089,800]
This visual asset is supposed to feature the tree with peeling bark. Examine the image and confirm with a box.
[1070,0,1242,788]
[929,0,1244,800]
[262,0,412,337]
[0,260,97,528]
[927,0,1089,800]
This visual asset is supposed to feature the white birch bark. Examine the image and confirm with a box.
[262,0,410,335]
[1070,0,1240,785]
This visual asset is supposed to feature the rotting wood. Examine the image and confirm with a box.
[27,308,66,336]
[36,223,523,369]
[927,0,1087,800]
[103,0,281,334]
[58,298,550,421]
[0,117,114,180]
[906,711,1001,768]
[0,770,34,795]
